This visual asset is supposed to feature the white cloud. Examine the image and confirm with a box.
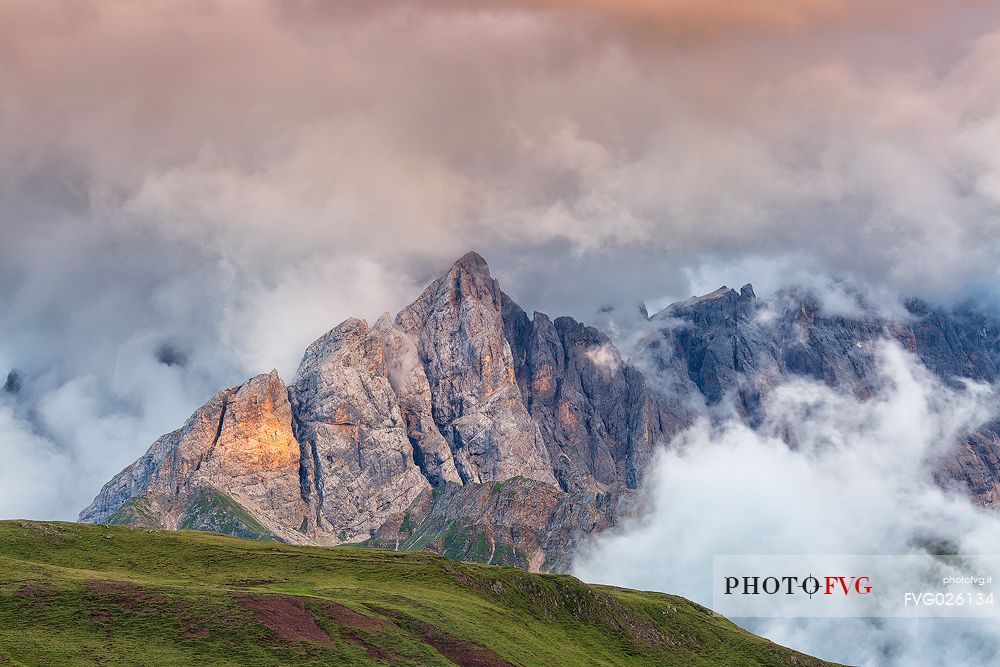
[584,342,622,374]
[1,0,999,544]
[0,405,75,520]
[573,343,1000,665]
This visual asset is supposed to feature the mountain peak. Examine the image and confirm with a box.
[450,251,491,278]
[692,286,733,302]
[653,285,752,319]
[3,370,21,394]
[397,252,501,335]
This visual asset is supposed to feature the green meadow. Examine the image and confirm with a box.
[0,521,839,666]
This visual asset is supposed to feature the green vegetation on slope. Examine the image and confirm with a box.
[0,521,840,667]
[177,487,276,541]
[363,479,540,569]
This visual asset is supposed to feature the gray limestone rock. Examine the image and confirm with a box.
[80,252,1000,571]
[374,313,462,487]
[395,252,556,486]
[291,317,431,542]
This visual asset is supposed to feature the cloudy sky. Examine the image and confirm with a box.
[575,342,1000,665]
[2,0,1000,522]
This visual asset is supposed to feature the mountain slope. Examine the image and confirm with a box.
[81,252,655,570]
[80,252,1000,569]
[639,286,1000,503]
[79,371,308,543]
[0,520,840,667]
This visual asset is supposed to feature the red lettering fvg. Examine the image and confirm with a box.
[823,576,872,595]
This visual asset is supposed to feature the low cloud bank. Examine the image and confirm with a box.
[574,343,1000,666]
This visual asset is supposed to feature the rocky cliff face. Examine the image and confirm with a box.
[638,285,1000,506]
[80,371,308,543]
[291,317,431,542]
[394,253,556,487]
[642,285,898,423]
[81,252,1000,570]
[82,253,636,569]
[501,296,674,491]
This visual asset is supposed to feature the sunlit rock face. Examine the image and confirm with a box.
[82,252,1000,570]
[196,371,306,531]
[83,253,656,566]
[79,371,309,543]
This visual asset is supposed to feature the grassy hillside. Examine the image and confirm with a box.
[0,521,839,666]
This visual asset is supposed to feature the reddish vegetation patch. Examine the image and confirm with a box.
[82,581,225,640]
[322,601,391,632]
[375,607,515,667]
[85,580,168,612]
[180,624,211,640]
[235,593,331,644]
[346,634,396,663]
[415,621,514,667]
[319,601,402,661]
[16,581,56,601]
[413,621,516,667]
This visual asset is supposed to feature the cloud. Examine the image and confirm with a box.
[573,343,1000,665]
[285,0,982,46]
[0,404,76,520]
[0,0,999,530]
[584,342,622,374]
[3,8,1000,663]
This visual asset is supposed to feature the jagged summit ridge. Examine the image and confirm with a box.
[654,283,756,319]
[396,252,556,487]
[82,253,1000,569]
[82,253,638,568]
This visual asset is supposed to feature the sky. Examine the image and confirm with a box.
[1,0,1000,562]
[4,3,1000,664]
